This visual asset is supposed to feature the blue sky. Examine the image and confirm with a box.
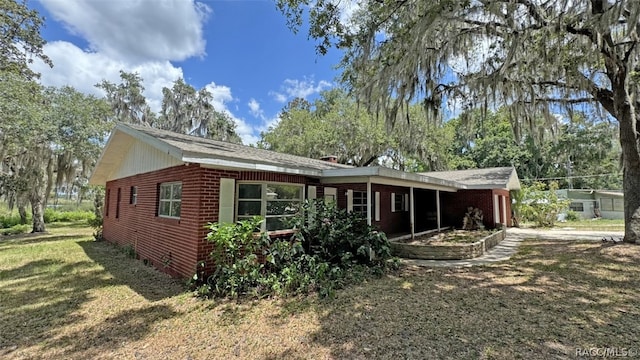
[29,0,348,144]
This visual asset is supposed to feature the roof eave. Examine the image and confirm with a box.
[186,155,324,177]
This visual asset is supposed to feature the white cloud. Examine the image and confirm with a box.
[248,98,266,120]
[270,77,332,103]
[202,81,260,145]
[32,1,272,145]
[32,41,183,112]
[269,91,288,103]
[39,0,209,62]
[333,0,361,31]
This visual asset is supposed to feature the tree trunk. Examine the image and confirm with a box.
[18,204,28,224]
[616,97,640,243]
[30,193,46,233]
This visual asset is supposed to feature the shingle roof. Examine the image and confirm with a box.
[420,167,520,190]
[124,123,352,172]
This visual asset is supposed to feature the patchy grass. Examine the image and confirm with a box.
[519,218,625,231]
[556,218,625,231]
[1,225,640,359]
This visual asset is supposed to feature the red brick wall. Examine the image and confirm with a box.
[440,189,512,229]
[493,189,512,227]
[329,183,410,235]
[372,184,410,235]
[104,164,207,278]
[104,165,320,278]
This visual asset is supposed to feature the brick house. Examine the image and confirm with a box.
[89,124,520,278]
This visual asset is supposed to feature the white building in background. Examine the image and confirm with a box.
[557,189,624,220]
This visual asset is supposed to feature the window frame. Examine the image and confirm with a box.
[130,186,138,205]
[116,188,121,219]
[600,198,614,211]
[158,182,182,219]
[236,182,304,232]
[105,188,110,217]
[569,201,584,212]
[352,191,367,216]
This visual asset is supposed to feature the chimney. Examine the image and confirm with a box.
[320,155,338,163]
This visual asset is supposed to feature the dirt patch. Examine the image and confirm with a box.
[400,229,497,246]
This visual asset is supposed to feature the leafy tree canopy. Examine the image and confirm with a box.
[0,0,52,79]
[97,72,242,143]
[277,0,640,242]
[260,88,455,170]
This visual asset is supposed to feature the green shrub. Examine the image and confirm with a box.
[565,210,580,222]
[195,202,394,299]
[44,208,95,223]
[0,213,24,229]
[289,201,391,268]
[87,187,104,241]
[519,181,570,227]
[2,224,30,236]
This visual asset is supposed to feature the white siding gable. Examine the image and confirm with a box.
[112,139,183,181]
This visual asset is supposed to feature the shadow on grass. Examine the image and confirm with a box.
[0,236,184,359]
[47,304,178,359]
[265,240,640,359]
[79,240,185,302]
[0,257,117,355]
[0,234,91,250]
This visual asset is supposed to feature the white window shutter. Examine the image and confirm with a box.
[375,192,380,221]
[308,186,317,201]
[404,194,409,211]
[307,186,317,221]
[391,193,396,212]
[347,189,354,212]
[218,178,235,224]
[324,187,337,203]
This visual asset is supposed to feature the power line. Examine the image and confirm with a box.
[522,172,622,182]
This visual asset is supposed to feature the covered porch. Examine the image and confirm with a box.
[321,167,460,240]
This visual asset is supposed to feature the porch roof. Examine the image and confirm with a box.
[320,167,462,191]
[420,167,521,190]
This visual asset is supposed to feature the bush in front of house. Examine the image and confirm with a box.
[565,210,580,222]
[518,181,570,227]
[194,202,393,299]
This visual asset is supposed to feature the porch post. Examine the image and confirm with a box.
[366,179,372,226]
[410,187,415,239]
[436,190,441,231]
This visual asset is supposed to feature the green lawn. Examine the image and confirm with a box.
[1,224,639,359]
[556,218,625,231]
[518,218,625,232]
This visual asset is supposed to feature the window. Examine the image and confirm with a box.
[158,182,182,218]
[105,189,110,217]
[352,191,367,215]
[130,186,138,205]
[601,198,613,211]
[116,188,121,219]
[392,193,406,212]
[613,198,624,212]
[569,202,584,212]
[237,183,303,232]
